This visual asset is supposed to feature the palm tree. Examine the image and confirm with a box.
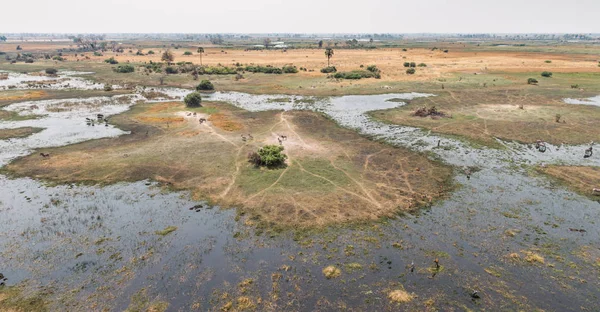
[325,48,334,67]
[197,47,204,66]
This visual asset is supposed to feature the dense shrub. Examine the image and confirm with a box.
[184,92,202,107]
[104,57,118,64]
[249,145,287,167]
[527,78,538,85]
[45,68,58,75]
[114,64,135,73]
[403,62,410,67]
[183,51,193,55]
[366,65,379,73]
[410,62,416,68]
[320,66,337,73]
[104,84,113,91]
[333,70,380,79]
[52,56,65,61]
[406,68,416,75]
[148,50,155,54]
[165,66,178,74]
[544,60,552,63]
[541,71,553,78]
[282,65,299,73]
[196,79,214,91]
[418,63,427,67]
[93,51,103,56]
[200,66,237,75]
[24,58,34,63]
[245,65,283,74]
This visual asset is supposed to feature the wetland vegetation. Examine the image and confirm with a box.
[1,32,600,311]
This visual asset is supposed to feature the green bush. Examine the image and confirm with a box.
[114,64,135,73]
[196,79,214,91]
[254,145,287,167]
[544,60,552,63]
[93,51,103,56]
[165,66,178,74]
[418,63,427,67]
[333,70,380,79]
[52,56,64,61]
[410,62,416,68]
[104,84,113,91]
[541,71,553,78]
[183,51,193,55]
[571,84,579,89]
[45,68,57,75]
[527,78,538,85]
[403,62,410,67]
[245,65,283,74]
[320,66,337,73]
[196,66,237,75]
[104,57,118,64]
[148,50,155,55]
[282,65,299,73]
[406,68,416,75]
[184,92,202,107]
[366,65,379,73]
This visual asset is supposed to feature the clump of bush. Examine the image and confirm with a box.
[406,68,416,75]
[114,64,135,73]
[165,66,178,74]
[244,65,283,74]
[333,70,380,80]
[418,63,427,67]
[200,66,238,75]
[45,68,58,75]
[571,84,579,89]
[282,65,299,73]
[104,57,118,64]
[103,84,113,91]
[320,66,337,73]
[52,56,65,61]
[93,51,103,56]
[544,60,552,63]
[184,91,202,107]
[148,50,155,55]
[183,51,193,55]
[527,78,538,85]
[196,79,214,91]
[403,62,416,68]
[541,71,553,78]
[248,145,287,168]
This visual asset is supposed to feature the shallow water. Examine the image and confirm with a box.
[0,70,117,91]
[1,72,599,311]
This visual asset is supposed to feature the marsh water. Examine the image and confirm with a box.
[1,72,599,311]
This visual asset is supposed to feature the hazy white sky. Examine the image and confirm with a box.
[2,0,599,33]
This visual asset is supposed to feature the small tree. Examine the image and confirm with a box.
[263,38,272,49]
[318,40,323,48]
[161,49,174,64]
[403,62,410,67]
[104,57,119,64]
[197,47,204,65]
[257,145,287,167]
[527,78,538,85]
[541,71,552,78]
[196,79,214,91]
[406,68,416,75]
[325,48,334,67]
[184,92,202,107]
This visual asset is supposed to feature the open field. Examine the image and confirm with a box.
[4,100,452,227]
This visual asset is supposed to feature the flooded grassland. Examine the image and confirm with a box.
[0,71,599,311]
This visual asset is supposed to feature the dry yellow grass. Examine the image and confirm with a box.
[388,289,413,303]
[540,166,600,197]
[322,266,341,279]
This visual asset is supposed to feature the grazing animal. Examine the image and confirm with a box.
[40,153,50,158]
[584,146,593,158]
[199,118,207,124]
[186,113,191,116]
[278,137,283,145]
[592,188,600,195]
[193,112,197,116]
[248,134,253,140]
[280,135,287,141]
[241,135,247,142]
